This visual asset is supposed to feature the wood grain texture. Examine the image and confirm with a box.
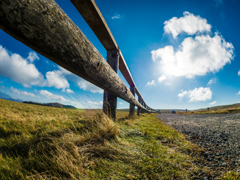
[137,96,141,115]
[129,85,135,116]
[70,0,146,107]
[103,50,119,120]
[0,0,148,111]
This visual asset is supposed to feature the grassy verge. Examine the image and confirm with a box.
[178,106,240,115]
[2,98,237,179]
[219,171,240,180]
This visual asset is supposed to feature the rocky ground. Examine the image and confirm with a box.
[156,113,240,179]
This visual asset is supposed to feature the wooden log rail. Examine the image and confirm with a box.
[70,0,157,115]
[0,0,156,118]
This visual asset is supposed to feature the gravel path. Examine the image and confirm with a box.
[156,113,240,178]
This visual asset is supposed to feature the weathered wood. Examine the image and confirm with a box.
[135,87,143,104]
[0,0,148,111]
[70,0,144,101]
[129,85,135,116]
[140,101,144,113]
[70,0,117,50]
[137,96,141,115]
[142,103,146,113]
[103,50,119,120]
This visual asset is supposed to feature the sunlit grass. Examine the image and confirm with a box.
[179,105,240,115]
[0,98,210,179]
[219,171,240,180]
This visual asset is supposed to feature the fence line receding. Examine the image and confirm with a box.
[0,0,157,119]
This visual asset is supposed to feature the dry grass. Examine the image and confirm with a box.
[178,105,240,115]
[0,98,212,179]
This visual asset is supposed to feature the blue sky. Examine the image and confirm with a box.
[0,0,240,109]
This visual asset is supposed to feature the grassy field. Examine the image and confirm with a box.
[0,98,238,179]
[178,105,240,115]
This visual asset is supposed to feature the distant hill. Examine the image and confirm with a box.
[23,101,76,109]
[197,103,240,111]
[0,91,11,99]
[0,91,23,102]
[156,109,187,113]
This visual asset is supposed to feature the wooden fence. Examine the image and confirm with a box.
[0,0,157,119]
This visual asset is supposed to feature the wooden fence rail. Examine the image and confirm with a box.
[0,0,157,118]
[71,0,157,115]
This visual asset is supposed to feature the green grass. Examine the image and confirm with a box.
[1,98,236,179]
[179,105,240,115]
[219,171,240,180]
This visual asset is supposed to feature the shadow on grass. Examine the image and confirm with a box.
[0,127,22,139]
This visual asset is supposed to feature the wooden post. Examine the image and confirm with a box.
[103,50,119,120]
[141,102,144,113]
[0,0,152,113]
[145,104,148,113]
[129,84,135,116]
[137,96,141,115]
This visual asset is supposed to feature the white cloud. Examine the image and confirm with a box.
[0,86,5,89]
[146,80,155,86]
[178,90,188,99]
[46,70,69,90]
[0,47,72,91]
[119,102,123,105]
[152,33,234,78]
[87,101,103,105]
[158,75,167,82]
[0,81,3,83]
[39,90,67,102]
[164,11,211,39]
[77,79,103,93]
[66,88,74,93]
[112,13,121,19]
[207,78,217,85]
[210,101,217,105]
[237,91,240,95]
[27,51,39,63]
[238,70,240,76]
[58,66,72,75]
[178,87,212,102]
[85,100,103,109]
[0,46,44,87]
[57,66,103,94]
[11,86,37,97]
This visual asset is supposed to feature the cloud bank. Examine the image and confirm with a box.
[11,87,38,97]
[164,11,211,39]
[178,87,212,102]
[152,12,234,79]
[0,46,44,87]
[46,70,69,90]
[39,90,67,102]
[0,47,103,94]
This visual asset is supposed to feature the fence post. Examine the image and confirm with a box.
[137,96,141,115]
[141,102,144,113]
[103,49,119,120]
[129,84,135,116]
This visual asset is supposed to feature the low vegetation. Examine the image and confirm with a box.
[0,99,239,179]
[179,105,240,115]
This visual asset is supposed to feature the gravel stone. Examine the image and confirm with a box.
[156,113,240,178]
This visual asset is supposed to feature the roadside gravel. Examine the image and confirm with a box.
[156,113,240,178]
